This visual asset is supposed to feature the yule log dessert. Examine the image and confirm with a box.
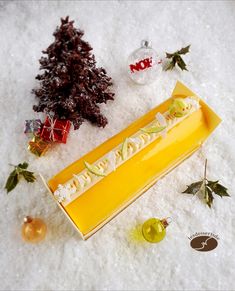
[45,82,221,240]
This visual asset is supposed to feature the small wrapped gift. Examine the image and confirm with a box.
[40,117,71,143]
[24,119,42,136]
[28,136,51,157]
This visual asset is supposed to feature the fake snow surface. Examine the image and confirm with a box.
[0,1,235,290]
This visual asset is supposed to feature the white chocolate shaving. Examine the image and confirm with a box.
[106,151,116,171]
[156,112,167,138]
[73,174,86,188]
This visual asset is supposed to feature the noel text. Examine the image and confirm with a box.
[129,57,153,73]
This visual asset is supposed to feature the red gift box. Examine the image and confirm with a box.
[40,117,71,143]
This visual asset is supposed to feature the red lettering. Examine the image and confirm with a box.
[130,63,140,73]
[129,57,153,73]
[139,60,146,69]
[143,58,152,68]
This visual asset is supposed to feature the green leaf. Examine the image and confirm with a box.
[177,45,191,55]
[207,180,230,197]
[18,162,28,169]
[182,181,203,195]
[205,186,214,208]
[207,180,219,188]
[5,162,36,193]
[176,55,188,71]
[4,170,19,193]
[165,45,190,71]
[165,59,176,71]
[166,52,174,59]
[182,159,230,208]
[21,170,36,183]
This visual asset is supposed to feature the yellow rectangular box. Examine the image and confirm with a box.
[45,81,221,240]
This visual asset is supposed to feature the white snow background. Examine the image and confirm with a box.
[0,1,235,290]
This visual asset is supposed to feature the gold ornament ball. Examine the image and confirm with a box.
[22,216,47,243]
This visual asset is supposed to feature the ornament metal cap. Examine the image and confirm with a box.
[23,216,33,223]
[141,40,152,48]
[160,217,172,228]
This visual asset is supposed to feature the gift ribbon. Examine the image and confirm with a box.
[44,117,69,142]
[30,120,41,131]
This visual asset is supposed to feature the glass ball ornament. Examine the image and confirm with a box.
[142,217,171,243]
[127,40,162,85]
[21,216,47,243]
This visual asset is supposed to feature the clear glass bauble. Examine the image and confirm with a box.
[127,40,162,85]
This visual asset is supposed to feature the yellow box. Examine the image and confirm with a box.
[45,81,221,240]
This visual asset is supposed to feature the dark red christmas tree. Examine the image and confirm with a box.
[33,16,114,129]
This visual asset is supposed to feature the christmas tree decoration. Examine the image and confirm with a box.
[40,117,71,143]
[24,119,42,136]
[142,217,171,243]
[32,16,114,130]
[45,82,221,240]
[28,136,51,157]
[5,162,36,193]
[165,45,190,71]
[127,40,162,85]
[182,159,230,208]
[22,216,47,243]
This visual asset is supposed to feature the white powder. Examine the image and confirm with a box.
[0,1,234,290]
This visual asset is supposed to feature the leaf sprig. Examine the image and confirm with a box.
[182,159,230,208]
[165,45,190,71]
[5,162,36,193]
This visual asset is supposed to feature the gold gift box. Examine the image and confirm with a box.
[28,136,51,157]
[43,81,221,240]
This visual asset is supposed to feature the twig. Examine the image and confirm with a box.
[204,159,207,181]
